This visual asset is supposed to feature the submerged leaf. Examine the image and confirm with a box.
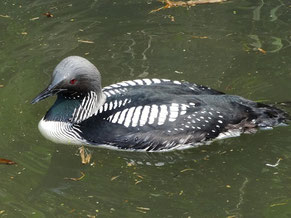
[266,158,282,168]
[43,12,53,18]
[111,175,120,181]
[64,172,85,181]
[30,17,40,21]
[78,39,94,44]
[0,158,16,165]
[180,168,194,173]
[0,15,10,18]
[270,202,287,207]
[257,48,267,54]
[136,207,150,214]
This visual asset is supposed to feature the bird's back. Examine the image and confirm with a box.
[77,79,287,151]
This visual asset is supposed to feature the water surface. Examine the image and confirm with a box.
[0,0,291,217]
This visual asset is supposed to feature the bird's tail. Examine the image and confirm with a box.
[255,102,289,127]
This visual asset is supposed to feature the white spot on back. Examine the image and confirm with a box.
[139,105,150,126]
[143,79,152,85]
[170,103,179,112]
[131,106,142,127]
[109,90,116,95]
[103,103,108,112]
[123,99,129,106]
[112,111,121,123]
[134,79,144,85]
[126,81,136,86]
[113,100,118,109]
[148,105,159,124]
[180,111,187,115]
[98,104,103,113]
[109,102,113,110]
[117,108,129,124]
[104,92,111,97]
[114,89,121,94]
[180,104,188,115]
[108,114,113,122]
[152,79,161,84]
[169,103,179,122]
[158,105,168,125]
[111,84,120,88]
[124,107,135,127]
[117,82,128,87]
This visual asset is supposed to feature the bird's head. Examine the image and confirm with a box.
[32,56,102,104]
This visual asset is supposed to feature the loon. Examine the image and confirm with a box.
[32,56,288,151]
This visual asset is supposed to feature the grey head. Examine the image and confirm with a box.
[32,56,103,104]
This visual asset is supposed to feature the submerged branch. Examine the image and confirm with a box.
[79,146,92,164]
[150,0,228,13]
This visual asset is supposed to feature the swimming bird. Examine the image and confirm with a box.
[32,56,288,151]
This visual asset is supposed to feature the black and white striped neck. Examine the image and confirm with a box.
[71,91,106,123]
[44,91,106,124]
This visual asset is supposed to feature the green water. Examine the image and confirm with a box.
[1,0,291,217]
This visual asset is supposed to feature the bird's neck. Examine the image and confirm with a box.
[44,91,106,123]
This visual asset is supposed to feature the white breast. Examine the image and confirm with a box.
[38,118,85,145]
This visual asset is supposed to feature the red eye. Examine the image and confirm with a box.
[70,79,77,85]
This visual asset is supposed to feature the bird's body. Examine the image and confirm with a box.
[32,56,288,151]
